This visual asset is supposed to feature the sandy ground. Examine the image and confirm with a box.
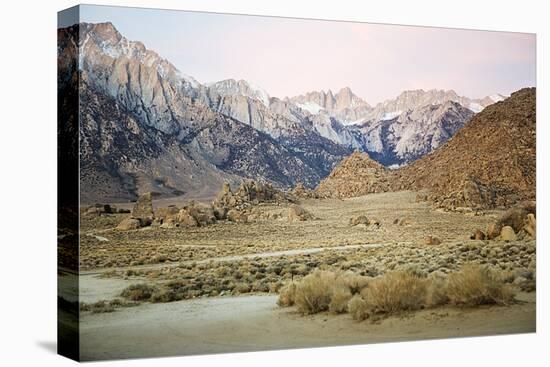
[80,292,535,361]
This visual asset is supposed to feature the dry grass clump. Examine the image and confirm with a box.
[347,295,368,320]
[120,283,157,301]
[277,282,297,307]
[426,271,449,307]
[278,270,367,315]
[294,271,336,314]
[79,298,139,313]
[446,265,515,306]
[361,271,428,315]
[329,287,353,314]
[278,264,516,320]
[340,274,371,294]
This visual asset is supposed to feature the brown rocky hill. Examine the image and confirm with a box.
[316,88,535,209]
[316,151,390,198]
[394,87,535,209]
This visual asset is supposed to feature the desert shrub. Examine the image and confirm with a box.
[234,282,252,294]
[280,271,372,314]
[426,272,449,307]
[120,283,156,301]
[445,265,515,306]
[79,298,139,313]
[150,289,182,303]
[294,270,337,314]
[347,295,368,320]
[277,282,297,307]
[329,287,353,314]
[361,271,428,315]
[341,274,371,294]
[89,300,115,313]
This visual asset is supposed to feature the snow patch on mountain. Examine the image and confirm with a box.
[381,111,402,120]
[468,102,484,113]
[341,118,366,126]
[490,94,506,102]
[296,101,325,114]
[247,81,271,107]
[208,79,271,107]
[175,71,200,89]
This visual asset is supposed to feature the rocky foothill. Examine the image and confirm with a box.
[472,201,536,242]
[393,88,535,210]
[316,88,536,211]
[315,151,391,198]
[115,181,307,230]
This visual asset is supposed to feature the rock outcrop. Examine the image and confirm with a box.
[291,183,317,199]
[116,218,141,231]
[500,226,517,241]
[212,181,289,218]
[131,192,154,224]
[524,213,536,239]
[485,201,536,240]
[315,152,390,198]
[288,205,315,222]
[424,236,442,246]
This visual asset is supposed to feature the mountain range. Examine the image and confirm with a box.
[317,87,536,209]
[58,22,510,202]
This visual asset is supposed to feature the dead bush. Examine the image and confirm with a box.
[294,271,335,314]
[347,295,368,320]
[291,270,364,314]
[341,274,371,294]
[120,283,156,301]
[361,271,428,315]
[277,282,297,307]
[79,298,139,313]
[426,272,449,307]
[329,287,353,314]
[446,265,515,306]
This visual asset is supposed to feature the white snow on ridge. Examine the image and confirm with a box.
[248,82,271,107]
[381,111,402,121]
[490,94,506,102]
[176,71,200,89]
[342,118,365,126]
[468,102,484,113]
[296,101,325,114]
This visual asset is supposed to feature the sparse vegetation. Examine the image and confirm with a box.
[278,265,516,321]
[120,283,157,301]
[347,295,368,320]
[446,265,515,306]
[280,270,371,315]
[361,270,428,315]
[79,298,140,313]
[293,271,335,314]
[329,287,353,314]
[277,282,297,307]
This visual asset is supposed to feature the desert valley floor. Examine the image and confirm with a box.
[59,190,536,360]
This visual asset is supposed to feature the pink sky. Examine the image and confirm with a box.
[81,6,536,104]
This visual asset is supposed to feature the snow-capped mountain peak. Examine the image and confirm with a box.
[295,101,325,114]
[207,79,271,107]
[79,22,200,92]
[489,93,507,102]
